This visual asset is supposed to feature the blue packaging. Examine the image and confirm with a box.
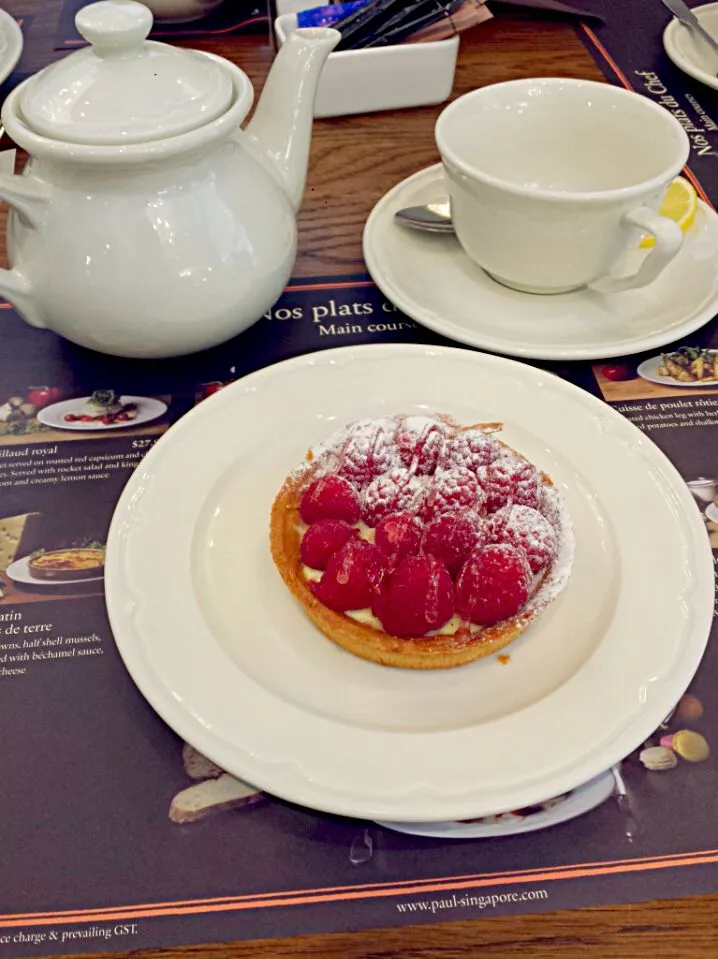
[296,0,370,27]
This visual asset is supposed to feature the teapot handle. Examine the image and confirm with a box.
[0,174,50,329]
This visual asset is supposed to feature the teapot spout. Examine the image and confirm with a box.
[246,27,339,211]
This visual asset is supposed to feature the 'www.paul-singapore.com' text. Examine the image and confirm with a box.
[396,889,549,915]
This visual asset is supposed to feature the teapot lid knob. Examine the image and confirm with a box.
[76,1,153,58]
[18,0,239,146]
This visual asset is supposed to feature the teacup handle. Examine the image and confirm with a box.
[588,207,683,295]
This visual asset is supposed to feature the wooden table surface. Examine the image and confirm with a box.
[3,2,718,956]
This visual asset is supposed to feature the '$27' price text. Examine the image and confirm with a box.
[131,438,157,451]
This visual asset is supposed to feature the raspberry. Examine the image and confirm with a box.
[445,430,500,472]
[455,544,532,626]
[312,540,385,611]
[486,505,557,573]
[337,419,399,486]
[299,474,361,525]
[479,456,543,513]
[375,512,423,568]
[422,467,485,521]
[372,555,454,637]
[421,508,487,577]
[362,468,426,527]
[300,519,357,570]
[394,417,447,475]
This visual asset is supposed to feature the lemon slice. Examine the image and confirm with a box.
[639,176,697,248]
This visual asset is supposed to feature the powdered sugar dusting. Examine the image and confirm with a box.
[524,487,574,615]
[319,417,396,460]
[487,504,557,573]
[395,416,447,475]
[363,467,428,527]
[479,455,543,513]
[540,485,562,528]
[340,420,399,485]
[423,466,484,519]
[445,430,500,471]
[292,417,398,483]
[288,413,574,636]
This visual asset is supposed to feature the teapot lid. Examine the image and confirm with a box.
[18,0,236,146]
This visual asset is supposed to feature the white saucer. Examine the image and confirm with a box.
[376,769,616,839]
[664,3,718,92]
[363,164,718,361]
[0,10,22,86]
[637,351,718,387]
[706,501,718,523]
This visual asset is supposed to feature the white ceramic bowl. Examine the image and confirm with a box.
[274,14,459,118]
[663,2,718,91]
[276,0,314,12]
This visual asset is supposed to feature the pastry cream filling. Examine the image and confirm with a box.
[346,608,384,629]
[355,521,375,544]
[426,614,481,637]
[295,520,375,543]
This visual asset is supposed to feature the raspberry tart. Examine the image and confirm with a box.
[270,414,573,669]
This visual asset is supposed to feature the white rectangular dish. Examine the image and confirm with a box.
[274,13,459,118]
[275,0,318,13]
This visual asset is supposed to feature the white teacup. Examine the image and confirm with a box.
[435,78,691,295]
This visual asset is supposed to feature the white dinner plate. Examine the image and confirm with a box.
[637,352,718,387]
[105,344,713,822]
[664,3,718,92]
[5,555,104,587]
[706,502,718,523]
[0,9,22,86]
[38,396,168,431]
[363,164,718,361]
[376,768,616,839]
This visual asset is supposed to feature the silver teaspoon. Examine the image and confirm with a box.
[394,200,455,234]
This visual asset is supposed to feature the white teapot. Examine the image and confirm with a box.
[0,1,338,357]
